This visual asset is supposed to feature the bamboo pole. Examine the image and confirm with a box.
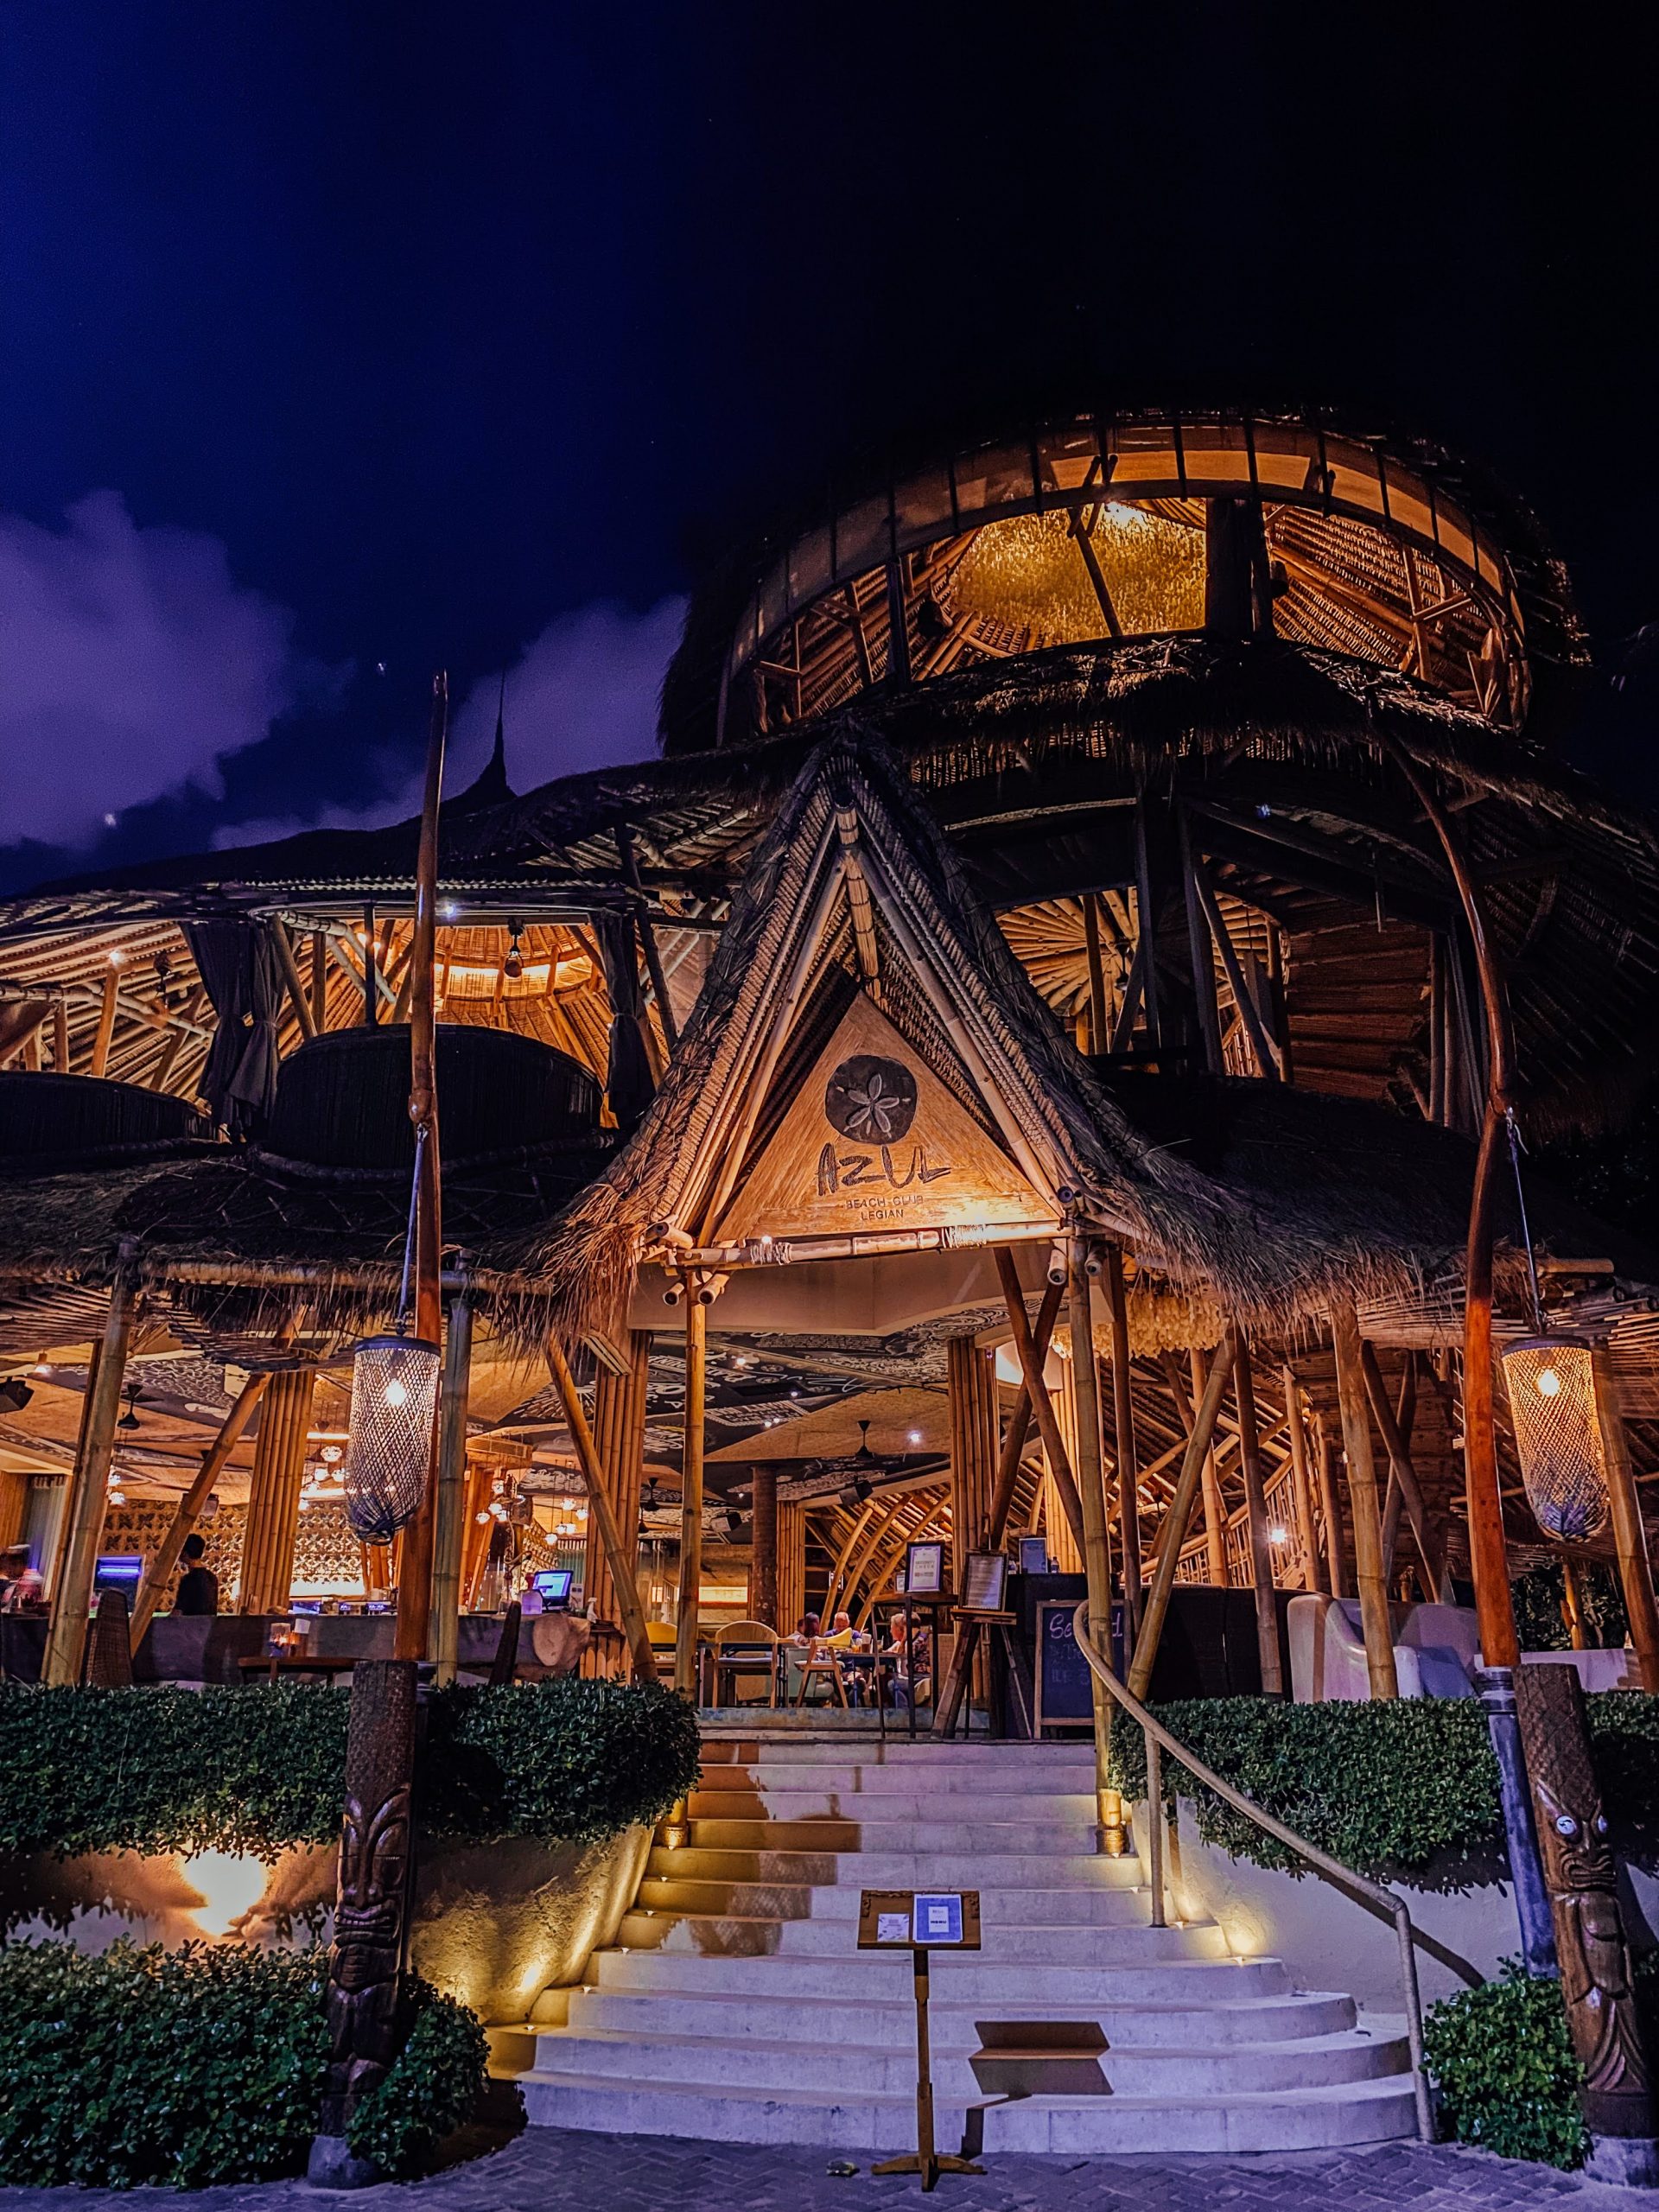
[750,1464,779,1627]
[993,1249,1086,1556]
[42,1272,136,1684]
[1082,893,1109,1052]
[673,1285,707,1697]
[1101,1245,1142,1636]
[1593,1350,1659,1694]
[545,1338,656,1682]
[1185,1349,1230,1583]
[429,1296,474,1687]
[309,931,327,1032]
[90,969,118,1079]
[53,994,70,1071]
[1179,810,1224,1075]
[238,1370,315,1613]
[1360,1342,1450,1600]
[1067,1240,1125,1853]
[1283,1368,1323,1595]
[585,1332,650,1630]
[821,1500,876,1630]
[393,673,448,1664]
[1313,1413,1351,1598]
[1330,1301,1398,1698]
[1129,1332,1236,1700]
[271,919,318,1041]
[1233,1336,1284,1694]
[130,1370,270,1649]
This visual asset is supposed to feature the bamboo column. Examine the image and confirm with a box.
[947,1336,997,1575]
[1313,1413,1350,1597]
[42,1271,135,1685]
[776,1498,805,1633]
[1101,1246,1142,1637]
[1329,1301,1398,1698]
[429,1298,474,1687]
[585,1332,651,1630]
[1044,1359,1084,1571]
[1282,1368,1323,1596]
[751,1465,779,1628]
[1593,1350,1659,1694]
[238,1369,316,1614]
[1192,1348,1230,1584]
[1067,1241,1126,1853]
[1130,1332,1236,1699]
[131,1370,270,1649]
[673,1285,708,1697]
[1232,1336,1284,1694]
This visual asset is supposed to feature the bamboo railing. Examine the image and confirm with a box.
[1070,1600,1477,2143]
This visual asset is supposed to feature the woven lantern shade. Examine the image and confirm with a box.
[1499,1335,1611,1542]
[342,1334,442,1542]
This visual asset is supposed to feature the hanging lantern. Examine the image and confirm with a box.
[1499,1335,1611,1542]
[341,1333,441,1542]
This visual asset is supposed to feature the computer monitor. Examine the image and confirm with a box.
[533,1567,574,1611]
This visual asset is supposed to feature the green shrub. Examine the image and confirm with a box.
[0,1941,489,2190]
[1424,1961,1586,2167]
[1105,1691,1659,1880]
[0,1939,329,2188]
[348,1976,490,2177]
[0,1676,699,1861]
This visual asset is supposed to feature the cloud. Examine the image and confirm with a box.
[210,595,685,851]
[1,491,338,849]
[448,597,687,795]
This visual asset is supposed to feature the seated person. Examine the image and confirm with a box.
[817,1609,863,1649]
[785,1612,822,1648]
[173,1533,219,1617]
[0,1544,43,1613]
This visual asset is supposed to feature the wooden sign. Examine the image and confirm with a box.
[716,992,1058,1247]
[959,1551,1008,1614]
[858,1888,982,1949]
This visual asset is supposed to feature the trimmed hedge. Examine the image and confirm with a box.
[0,1677,700,1861]
[1424,1961,1586,2167]
[1106,1691,1659,1879]
[0,1940,486,2189]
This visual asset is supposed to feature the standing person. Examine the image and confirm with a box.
[173,1533,219,1617]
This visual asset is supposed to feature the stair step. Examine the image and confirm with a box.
[615,1910,1225,1965]
[636,1876,1155,1925]
[591,1947,1291,2002]
[512,2069,1417,2154]
[686,1790,1098,1820]
[685,1818,1101,1853]
[646,1846,1147,1887]
[530,2023,1408,2098]
[563,1984,1361,2049]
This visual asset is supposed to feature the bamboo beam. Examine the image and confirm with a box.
[1082,893,1109,1052]
[1233,1336,1284,1694]
[42,1271,135,1684]
[310,931,328,1032]
[130,1370,270,1649]
[1068,1240,1125,1853]
[820,1499,876,1630]
[1133,797,1163,1052]
[545,1338,656,1682]
[1129,1332,1236,1700]
[238,1370,315,1613]
[1313,1411,1351,1597]
[1191,857,1284,1079]
[429,1297,474,1687]
[1594,1350,1659,1694]
[53,994,70,1072]
[271,919,318,1041]
[673,1286,708,1696]
[994,1249,1086,1555]
[1173,1349,1231,1583]
[1330,1301,1398,1698]
[89,969,118,1079]
[1179,809,1224,1074]
[1283,1367,1324,1596]
[1101,1245,1141,1636]
[1361,1343,1450,1600]
[583,1330,651,1634]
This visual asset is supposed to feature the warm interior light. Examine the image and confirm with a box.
[384,1376,407,1408]
[1536,1367,1561,1398]
[1268,1524,1289,1545]
[181,1850,267,1939]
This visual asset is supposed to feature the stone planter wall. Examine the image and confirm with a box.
[0,1824,651,2024]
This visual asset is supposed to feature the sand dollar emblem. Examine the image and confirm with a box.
[824,1056,918,1143]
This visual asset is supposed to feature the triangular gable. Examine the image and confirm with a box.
[715,990,1058,1246]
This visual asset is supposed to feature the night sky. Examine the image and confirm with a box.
[3,3,1656,893]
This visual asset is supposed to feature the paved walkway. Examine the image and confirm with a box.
[1,2131,1656,2212]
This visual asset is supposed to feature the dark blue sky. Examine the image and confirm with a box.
[3,3,1656,889]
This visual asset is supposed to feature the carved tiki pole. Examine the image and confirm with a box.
[1513,1662,1654,2139]
[316,1659,419,2148]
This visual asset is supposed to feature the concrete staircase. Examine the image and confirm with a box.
[508,1735,1417,2153]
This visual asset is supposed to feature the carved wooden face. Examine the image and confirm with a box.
[335,1784,410,1950]
[1533,1767,1616,1895]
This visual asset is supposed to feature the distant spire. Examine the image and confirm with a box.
[452,669,515,814]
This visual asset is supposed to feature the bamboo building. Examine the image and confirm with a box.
[4,404,1659,1703]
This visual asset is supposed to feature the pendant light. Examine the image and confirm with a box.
[342,1126,441,1543]
[1497,1110,1611,1542]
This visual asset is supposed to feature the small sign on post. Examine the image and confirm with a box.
[859,1888,983,2190]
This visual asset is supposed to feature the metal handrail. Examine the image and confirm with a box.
[1071,1601,1478,2143]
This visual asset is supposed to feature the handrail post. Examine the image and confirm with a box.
[1144,1730,1166,1929]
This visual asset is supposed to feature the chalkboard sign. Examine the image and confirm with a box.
[1033,1599,1122,1732]
[1034,1600,1093,1731]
